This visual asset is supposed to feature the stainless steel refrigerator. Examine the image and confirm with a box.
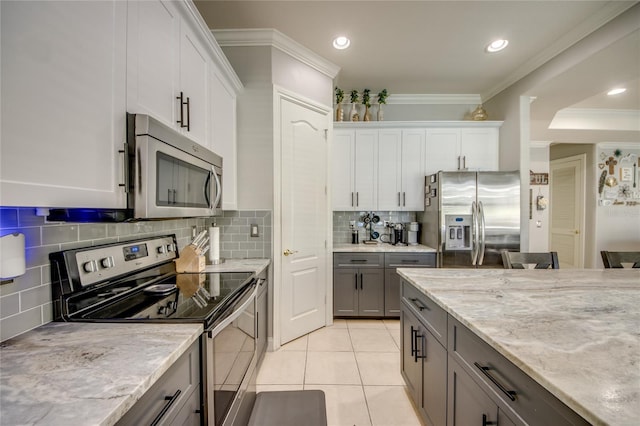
[421,171,520,268]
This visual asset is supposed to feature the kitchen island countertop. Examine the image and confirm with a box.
[396,268,640,425]
[334,243,436,253]
[0,322,202,426]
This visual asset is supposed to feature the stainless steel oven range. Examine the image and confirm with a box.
[50,235,262,426]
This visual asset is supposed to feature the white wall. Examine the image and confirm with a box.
[529,142,551,251]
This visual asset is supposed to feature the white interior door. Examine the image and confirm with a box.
[280,96,329,345]
[550,155,585,268]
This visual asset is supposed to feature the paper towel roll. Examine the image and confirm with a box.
[209,226,220,263]
[1,233,26,279]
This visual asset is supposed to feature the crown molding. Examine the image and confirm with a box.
[384,94,482,105]
[334,120,503,129]
[530,141,553,148]
[212,28,341,79]
[482,2,637,101]
[549,108,640,131]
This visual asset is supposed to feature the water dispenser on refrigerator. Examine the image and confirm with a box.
[445,215,471,250]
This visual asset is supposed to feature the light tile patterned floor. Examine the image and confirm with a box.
[256,319,424,426]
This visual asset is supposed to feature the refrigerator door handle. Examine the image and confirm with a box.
[471,201,479,265]
[478,201,486,265]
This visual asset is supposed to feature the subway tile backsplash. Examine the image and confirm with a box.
[333,211,419,244]
[0,208,272,342]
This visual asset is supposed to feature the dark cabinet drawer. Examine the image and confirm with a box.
[401,281,447,346]
[448,317,589,426]
[334,253,384,268]
[385,252,435,268]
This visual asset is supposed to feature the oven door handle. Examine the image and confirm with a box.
[208,284,257,338]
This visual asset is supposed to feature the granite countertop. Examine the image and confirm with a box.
[333,243,436,253]
[203,258,270,275]
[396,268,640,426]
[0,322,202,426]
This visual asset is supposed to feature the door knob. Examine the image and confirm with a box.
[574,230,580,234]
[283,249,298,256]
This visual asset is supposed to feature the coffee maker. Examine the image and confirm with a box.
[391,223,405,246]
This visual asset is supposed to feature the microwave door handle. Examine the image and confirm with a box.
[204,170,212,208]
[212,167,222,210]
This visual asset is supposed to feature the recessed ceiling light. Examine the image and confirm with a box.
[486,39,509,53]
[333,36,350,50]
[607,88,626,96]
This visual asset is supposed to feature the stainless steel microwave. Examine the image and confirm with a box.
[128,113,222,219]
[47,113,222,222]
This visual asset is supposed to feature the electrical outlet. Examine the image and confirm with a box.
[250,224,259,237]
[383,220,390,227]
[191,226,197,238]
[349,220,356,229]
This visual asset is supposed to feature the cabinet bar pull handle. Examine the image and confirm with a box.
[185,96,191,131]
[150,389,182,426]
[402,259,419,263]
[457,155,461,170]
[351,192,354,207]
[413,330,427,362]
[356,192,359,206]
[410,326,416,357]
[398,192,401,207]
[355,273,358,290]
[482,414,497,426]
[176,91,186,128]
[349,259,367,263]
[474,362,517,401]
[118,143,129,193]
[360,273,363,290]
[409,297,429,311]
[463,156,466,170]
[403,192,406,207]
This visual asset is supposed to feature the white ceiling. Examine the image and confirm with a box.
[194,0,640,143]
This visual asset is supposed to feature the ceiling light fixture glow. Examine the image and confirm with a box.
[333,36,350,50]
[486,39,509,53]
[607,88,626,96]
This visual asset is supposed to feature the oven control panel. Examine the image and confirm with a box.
[74,236,178,287]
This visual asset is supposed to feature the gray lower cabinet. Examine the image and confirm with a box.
[400,278,590,426]
[401,285,447,426]
[334,252,435,318]
[334,253,385,316]
[117,339,201,426]
[448,356,516,426]
[385,253,435,316]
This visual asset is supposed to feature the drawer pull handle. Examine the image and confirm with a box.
[474,362,517,401]
[401,259,419,263]
[151,389,182,426]
[349,259,368,263]
[410,298,429,311]
[482,414,497,426]
[410,326,416,357]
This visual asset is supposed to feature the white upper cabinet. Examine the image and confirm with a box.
[425,127,499,175]
[377,130,402,210]
[400,130,427,211]
[333,122,500,212]
[378,129,426,211]
[332,129,378,211]
[0,0,127,208]
[210,65,238,210]
[354,130,379,211]
[127,0,210,147]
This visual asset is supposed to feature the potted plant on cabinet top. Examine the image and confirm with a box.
[377,89,388,121]
[362,89,371,121]
[335,87,345,121]
[349,90,360,121]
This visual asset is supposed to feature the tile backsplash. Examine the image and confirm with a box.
[333,211,419,244]
[0,208,272,342]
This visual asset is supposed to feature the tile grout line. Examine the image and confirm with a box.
[347,322,375,426]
